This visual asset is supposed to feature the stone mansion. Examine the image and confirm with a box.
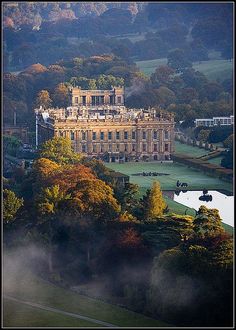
[35,87,175,162]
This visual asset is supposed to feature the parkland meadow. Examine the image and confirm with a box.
[136,58,233,82]
[3,271,169,328]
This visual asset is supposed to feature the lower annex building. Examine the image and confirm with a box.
[35,86,175,162]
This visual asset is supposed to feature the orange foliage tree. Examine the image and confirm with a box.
[118,227,143,249]
[68,178,121,221]
[48,164,95,193]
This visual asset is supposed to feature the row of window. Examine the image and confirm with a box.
[67,130,169,141]
[74,95,122,105]
[79,143,169,153]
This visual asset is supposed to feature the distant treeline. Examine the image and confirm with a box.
[3,3,233,71]
[3,54,233,131]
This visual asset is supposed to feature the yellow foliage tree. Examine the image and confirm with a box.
[145,181,167,220]
[39,136,82,165]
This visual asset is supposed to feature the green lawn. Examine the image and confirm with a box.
[3,271,169,328]
[174,141,208,157]
[207,156,224,165]
[136,58,233,82]
[3,299,99,327]
[135,58,168,76]
[107,161,232,192]
[164,195,196,217]
[174,141,224,165]
[192,59,233,82]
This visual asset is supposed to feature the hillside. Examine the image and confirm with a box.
[3,269,169,327]
[136,58,233,82]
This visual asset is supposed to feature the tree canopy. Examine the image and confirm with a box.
[38,137,82,165]
[3,189,24,224]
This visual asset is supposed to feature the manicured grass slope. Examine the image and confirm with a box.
[3,299,99,327]
[207,156,224,165]
[136,58,232,82]
[106,161,232,192]
[174,141,208,157]
[3,272,168,327]
[106,141,232,192]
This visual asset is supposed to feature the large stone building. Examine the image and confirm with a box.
[35,87,175,162]
[70,86,124,106]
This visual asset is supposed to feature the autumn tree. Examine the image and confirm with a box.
[69,178,121,221]
[24,63,48,74]
[35,90,52,108]
[32,158,60,194]
[140,181,167,220]
[52,83,70,107]
[117,227,143,249]
[37,184,71,215]
[32,158,61,182]
[38,136,82,165]
[119,211,137,222]
[48,164,95,193]
[3,189,24,224]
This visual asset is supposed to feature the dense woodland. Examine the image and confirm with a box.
[3,137,233,327]
[3,2,233,69]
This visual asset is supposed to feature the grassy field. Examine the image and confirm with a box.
[174,141,208,157]
[193,59,233,82]
[136,58,233,82]
[3,271,169,328]
[207,156,224,165]
[164,195,196,216]
[135,58,168,76]
[107,161,232,192]
[4,299,99,327]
